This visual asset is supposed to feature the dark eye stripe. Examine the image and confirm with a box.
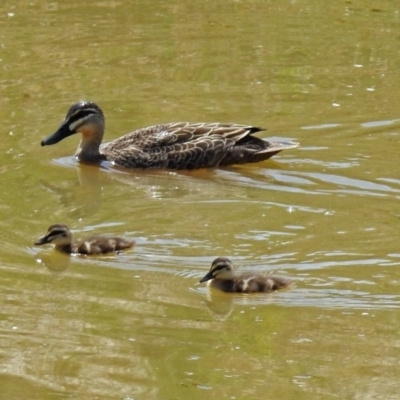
[48,230,66,236]
[67,109,97,124]
[213,263,229,271]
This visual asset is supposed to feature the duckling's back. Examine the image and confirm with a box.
[212,273,291,293]
[72,236,135,255]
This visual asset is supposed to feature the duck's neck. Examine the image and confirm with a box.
[75,123,106,163]
[55,243,72,254]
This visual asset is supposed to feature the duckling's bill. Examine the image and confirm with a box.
[34,236,50,246]
[199,271,214,283]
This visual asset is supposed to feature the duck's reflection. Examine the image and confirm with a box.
[39,163,103,219]
[204,288,234,320]
[35,250,71,273]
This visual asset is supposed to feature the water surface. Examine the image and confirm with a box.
[1,1,400,399]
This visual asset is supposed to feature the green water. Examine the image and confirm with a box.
[1,1,400,399]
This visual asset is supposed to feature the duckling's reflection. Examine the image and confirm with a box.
[204,288,234,320]
[35,250,71,273]
[40,163,103,218]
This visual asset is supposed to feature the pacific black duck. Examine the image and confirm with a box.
[199,257,291,293]
[41,101,299,170]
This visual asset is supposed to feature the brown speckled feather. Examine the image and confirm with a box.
[209,272,291,293]
[41,101,299,170]
[69,236,135,255]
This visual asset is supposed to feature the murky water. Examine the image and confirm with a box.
[1,0,400,399]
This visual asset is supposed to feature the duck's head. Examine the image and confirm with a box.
[35,224,72,247]
[200,257,235,283]
[41,101,105,146]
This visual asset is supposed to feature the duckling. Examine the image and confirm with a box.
[199,257,291,293]
[34,224,135,255]
[40,101,299,170]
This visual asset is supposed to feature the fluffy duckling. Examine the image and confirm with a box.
[199,257,291,293]
[34,224,135,255]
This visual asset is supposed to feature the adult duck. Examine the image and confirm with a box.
[41,101,298,170]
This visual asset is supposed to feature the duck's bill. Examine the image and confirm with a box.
[34,237,48,246]
[199,271,213,283]
[41,124,73,146]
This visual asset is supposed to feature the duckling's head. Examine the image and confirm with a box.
[35,224,72,247]
[41,101,105,146]
[199,257,235,283]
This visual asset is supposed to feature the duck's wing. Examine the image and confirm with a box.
[162,134,236,169]
[108,134,236,169]
[104,122,265,151]
[164,122,265,142]
[103,122,298,169]
[160,124,299,163]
